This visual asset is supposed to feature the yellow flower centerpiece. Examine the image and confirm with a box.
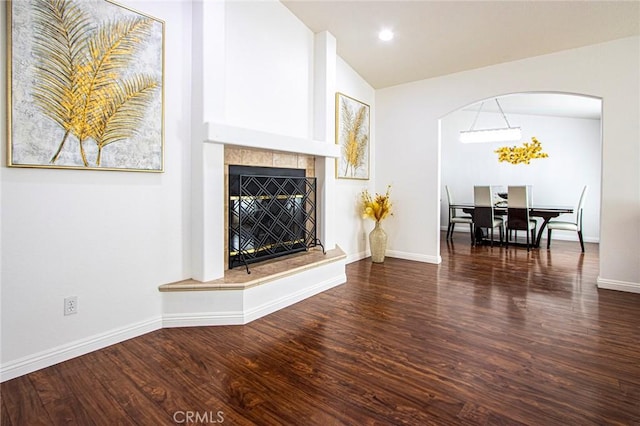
[360,185,393,263]
[495,136,549,165]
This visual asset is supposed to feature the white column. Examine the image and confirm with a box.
[313,31,337,250]
[191,0,226,281]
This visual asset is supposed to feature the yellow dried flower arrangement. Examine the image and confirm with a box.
[495,136,549,165]
[361,185,393,223]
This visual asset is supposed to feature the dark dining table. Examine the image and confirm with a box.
[450,203,574,248]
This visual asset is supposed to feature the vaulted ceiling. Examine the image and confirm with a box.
[282,0,640,90]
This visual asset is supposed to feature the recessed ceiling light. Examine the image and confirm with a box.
[378,29,394,42]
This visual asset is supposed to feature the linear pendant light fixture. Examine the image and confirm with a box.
[460,99,522,143]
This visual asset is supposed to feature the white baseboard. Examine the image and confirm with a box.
[597,277,640,294]
[346,251,369,264]
[162,311,245,327]
[442,225,599,243]
[386,250,441,264]
[1,250,349,382]
[355,249,441,265]
[162,273,346,328]
[243,274,346,323]
[545,233,599,244]
[1,316,162,382]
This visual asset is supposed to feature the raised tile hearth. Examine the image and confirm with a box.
[160,246,346,327]
[160,246,345,291]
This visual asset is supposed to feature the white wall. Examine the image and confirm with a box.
[213,1,375,263]
[441,109,602,242]
[335,57,376,262]
[1,0,193,376]
[1,0,375,379]
[223,0,314,138]
[377,36,640,290]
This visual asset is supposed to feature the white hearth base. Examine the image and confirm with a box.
[160,247,347,327]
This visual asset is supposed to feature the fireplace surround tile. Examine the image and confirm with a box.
[223,146,317,271]
[225,147,243,165]
[242,149,273,167]
[297,155,314,170]
[273,152,298,168]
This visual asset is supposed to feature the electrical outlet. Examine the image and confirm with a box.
[64,296,78,315]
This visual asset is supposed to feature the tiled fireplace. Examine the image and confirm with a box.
[224,147,317,271]
[159,123,347,327]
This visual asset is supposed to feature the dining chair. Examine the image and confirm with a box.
[473,185,504,246]
[506,185,537,251]
[445,185,473,242]
[547,185,588,252]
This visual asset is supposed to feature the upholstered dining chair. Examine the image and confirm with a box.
[473,185,504,246]
[506,185,537,251]
[445,185,473,242]
[547,185,588,252]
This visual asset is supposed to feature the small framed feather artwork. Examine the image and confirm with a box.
[6,0,165,172]
[335,93,370,180]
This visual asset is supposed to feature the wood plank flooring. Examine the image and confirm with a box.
[2,235,640,425]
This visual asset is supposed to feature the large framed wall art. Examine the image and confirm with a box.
[6,0,165,172]
[335,92,370,180]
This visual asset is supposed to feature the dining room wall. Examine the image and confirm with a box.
[441,110,601,242]
[376,36,639,291]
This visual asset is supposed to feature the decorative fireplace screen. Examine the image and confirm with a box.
[228,166,323,273]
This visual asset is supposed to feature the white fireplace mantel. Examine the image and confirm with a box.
[162,121,346,327]
[204,122,340,158]
[170,31,344,327]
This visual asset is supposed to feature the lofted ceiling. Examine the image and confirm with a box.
[282,0,640,90]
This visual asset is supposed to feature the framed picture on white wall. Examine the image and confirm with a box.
[335,92,370,180]
[6,0,165,172]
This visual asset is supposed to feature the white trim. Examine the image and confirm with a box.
[350,250,441,264]
[162,274,346,328]
[2,264,348,381]
[162,312,245,328]
[441,225,600,243]
[204,122,340,158]
[162,254,347,327]
[544,233,599,244]
[243,274,346,323]
[386,250,442,264]
[346,251,369,264]
[0,317,162,382]
[597,277,640,294]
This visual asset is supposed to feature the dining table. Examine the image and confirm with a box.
[450,203,574,248]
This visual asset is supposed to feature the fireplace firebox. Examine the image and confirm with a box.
[228,165,323,273]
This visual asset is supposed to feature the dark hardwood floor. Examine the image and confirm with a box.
[3,234,640,425]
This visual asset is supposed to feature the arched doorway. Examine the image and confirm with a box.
[439,92,602,248]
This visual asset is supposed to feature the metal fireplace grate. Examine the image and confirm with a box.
[229,169,323,273]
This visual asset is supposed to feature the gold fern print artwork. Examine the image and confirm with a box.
[336,93,370,179]
[9,0,163,171]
